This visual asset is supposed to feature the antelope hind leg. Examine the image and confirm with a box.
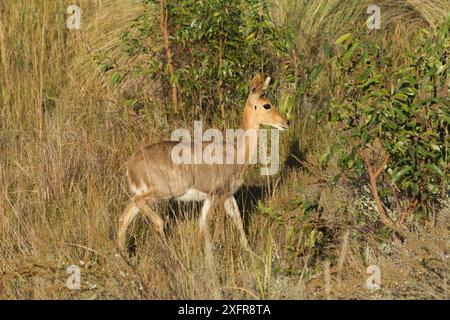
[117,196,164,257]
[117,200,140,257]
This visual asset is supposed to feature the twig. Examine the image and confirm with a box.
[397,195,419,225]
[159,0,178,112]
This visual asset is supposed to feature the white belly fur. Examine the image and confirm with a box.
[176,188,208,202]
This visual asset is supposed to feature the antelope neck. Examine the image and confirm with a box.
[241,103,260,164]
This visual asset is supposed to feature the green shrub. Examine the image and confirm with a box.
[114,0,296,123]
[327,17,449,228]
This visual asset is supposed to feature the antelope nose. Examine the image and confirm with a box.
[287,120,290,126]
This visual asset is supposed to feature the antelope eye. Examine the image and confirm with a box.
[263,104,271,110]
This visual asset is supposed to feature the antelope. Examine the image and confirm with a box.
[117,74,289,257]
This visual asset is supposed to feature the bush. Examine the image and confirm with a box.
[327,17,449,229]
[115,0,294,123]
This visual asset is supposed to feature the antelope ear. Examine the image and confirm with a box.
[250,74,263,94]
[261,76,271,91]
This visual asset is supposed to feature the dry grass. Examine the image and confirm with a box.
[274,0,450,61]
[0,0,448,299]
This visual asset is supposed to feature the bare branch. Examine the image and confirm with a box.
[374,155,390,178]
[360,151,397,230]
[159,0,178,112]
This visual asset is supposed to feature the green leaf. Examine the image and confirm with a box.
[357,67,372,83]
[436,63,446,75]
[319,147,334,167]
[427,183,440,194]
[394,93,408,102]
[303,200,319,214]
[392,166,412,183]
[309,64,324,81]
[335,33,352,45]
[426,164,444,176]
[401,87,417,96]
[343,40,360,60]
[430,143,441,152]
[110,72,123,86]
[361,129,369,145]
[101,63,114,72]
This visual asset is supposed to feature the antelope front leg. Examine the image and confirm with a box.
[199,198,214,269]
[199,199,212,256]
[199,197,222,298]
[224,196,250,250]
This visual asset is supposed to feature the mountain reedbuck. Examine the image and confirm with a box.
[117,74,289,257]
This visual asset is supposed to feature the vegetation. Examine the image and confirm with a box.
[0,0,448,299]
[329,20,449,229]
[109,0,297,124]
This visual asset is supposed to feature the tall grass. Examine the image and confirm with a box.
[275,0,450,50]
[0,0,448,299]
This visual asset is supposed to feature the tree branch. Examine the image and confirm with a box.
[159,0,178,112]
[397,197,419,225]
[360,152,397,230]
[374,155,390,178]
